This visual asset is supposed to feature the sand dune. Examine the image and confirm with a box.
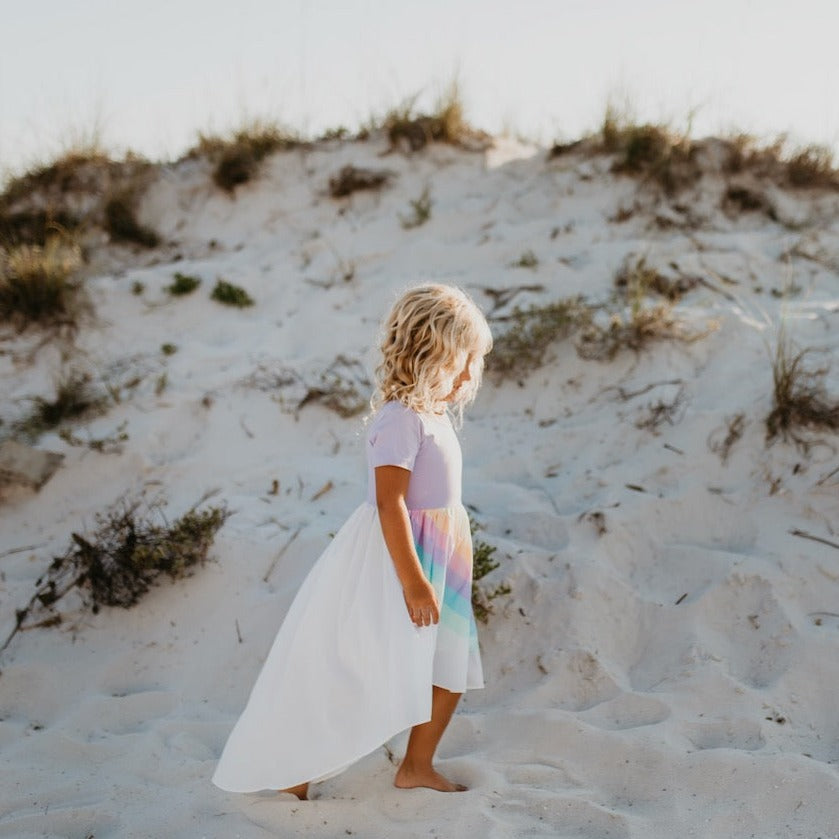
[1,132,838,838]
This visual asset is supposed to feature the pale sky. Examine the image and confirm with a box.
[1,0,838,180]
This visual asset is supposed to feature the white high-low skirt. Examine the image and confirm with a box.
[212,502,483,793]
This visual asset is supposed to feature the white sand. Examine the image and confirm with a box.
[1,135,839,838]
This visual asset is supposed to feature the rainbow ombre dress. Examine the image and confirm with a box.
[212,401,484,793]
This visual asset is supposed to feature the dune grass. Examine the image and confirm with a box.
[14,367,108,441]
[0,237,85,328]
[766,327,839,447]
[191,120,303,192]
[2,496,230,653]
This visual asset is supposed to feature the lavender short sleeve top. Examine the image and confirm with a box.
[366,401,462,510]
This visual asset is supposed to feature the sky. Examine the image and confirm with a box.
[1,0,838,180]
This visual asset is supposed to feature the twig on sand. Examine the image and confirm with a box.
[310,481,334,502]
[263,526,303,583]
[790,529,839,551]
[816,464,839,486]
[235,619,243,644]
[0,544,45,559]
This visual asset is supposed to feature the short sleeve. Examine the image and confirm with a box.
[368,403,423,471]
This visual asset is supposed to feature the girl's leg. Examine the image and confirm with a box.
[394,686,466,792]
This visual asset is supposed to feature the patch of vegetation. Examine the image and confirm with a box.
[0,209,80,248]
[765,327,839,448]
[399,187,432,229]
[487,297,593,379]
[328,165,391,198]
[602,107,699,195]
[0,149,113,207]
[104,194,159,248]
[722,184,776,219]
[615,255,700,302]
[211,279,254,307]
[0,238,84,328]
[511,250,539,270]
[245,355,370,419]
[708,413,747,464]
[723,135,839,190]
[297,355,370,418]
[785,144,838,189]
[191,121,302,192]
[469,514,510,624]
[58,420,129,454]
[15,368,108,441]
[577,302,698,361]
[131,280,145,296]
[161,343,177,356]
[635,387,687,433]
[1,496,230,653]
[166,272,201,296]
[385,82,485,152]
[318,126,350,142]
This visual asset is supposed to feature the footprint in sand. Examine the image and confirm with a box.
[697,574,798,689]
[489,511,570,550]
[579,692,671,731]
[683,718,765,751]
[66,690,179,736]
[525,649,621,712]
[488,794,631,839]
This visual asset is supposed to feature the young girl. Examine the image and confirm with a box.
[212,284,492,799]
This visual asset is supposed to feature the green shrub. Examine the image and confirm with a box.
[487,297,592,378]
[166,272,201,296]
[211,278,254,307]
[2,497,230,653]
[469,514,510,623]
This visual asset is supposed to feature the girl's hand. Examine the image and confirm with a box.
[402,578,440,627]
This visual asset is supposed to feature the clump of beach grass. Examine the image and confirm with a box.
[602,105,699,195]
[15,368,108,441]
[0,237,85,328]
[487,297,593,379]
[765,326,839,448]
[1,496,230,654]
[399,187,432,229]
[192,120,302,192]
[385,82,485,152]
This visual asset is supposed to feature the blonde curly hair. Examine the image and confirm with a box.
[373,284,492,424]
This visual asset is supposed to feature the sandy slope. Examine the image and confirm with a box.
[1,134,838,839]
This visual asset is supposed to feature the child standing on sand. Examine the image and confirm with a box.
[212,284,492,799]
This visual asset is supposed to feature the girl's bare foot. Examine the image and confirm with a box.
[278,782,309,800]
[394,763,467,792]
